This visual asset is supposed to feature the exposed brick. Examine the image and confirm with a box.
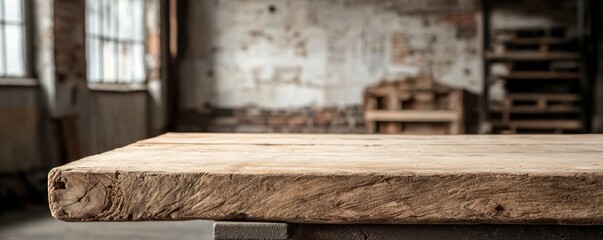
[314,110,334,126]
[288,116,307,128]
[268,116,288,126]
[203,105,364,134]
[54,0,86,84]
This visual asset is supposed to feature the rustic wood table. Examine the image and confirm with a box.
[48,133,603,239]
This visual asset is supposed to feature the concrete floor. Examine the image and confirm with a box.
[0,206,214,240]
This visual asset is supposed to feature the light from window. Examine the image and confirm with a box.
[86,0,145,84]
[0,0,26,77]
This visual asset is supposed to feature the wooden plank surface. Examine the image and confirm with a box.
[49,133,603,224]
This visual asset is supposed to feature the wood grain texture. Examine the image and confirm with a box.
[48,133,603,224]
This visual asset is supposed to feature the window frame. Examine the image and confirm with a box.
[85,0,148,87]
[0,0,36,86]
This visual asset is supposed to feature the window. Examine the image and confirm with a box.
[0,0,27,78]
[86,0,145,84]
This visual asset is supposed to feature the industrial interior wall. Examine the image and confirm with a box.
[0,0,58,204]
[179,0,483,111]
[0,0,57,174]
[0,0,163,207]
[52,0,149,157]
[55,0,163,157]
[0,88,44,173]
[0,0,163,171]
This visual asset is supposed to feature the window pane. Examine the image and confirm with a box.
[87,37,101,82]
[132,43,145,83]
[132,0,144,41]
[117,0,133,40]
[6,24,25,77]
[117,42,132,83]
[4,0,23,23]
[0,27,5,76]
[102,40,116,83]
[101,0,117,38]
[86,0,146,83]
[86,0,100,35]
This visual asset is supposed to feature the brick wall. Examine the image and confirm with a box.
[50,0,86,118]
[54,0,86,84]
[179,0,482,111]
[179,106,365,134]
[177,0,481,133]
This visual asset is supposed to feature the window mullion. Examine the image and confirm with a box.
[86,0,146,84]
[130,0,134,82]
[99,0,105,83]
[114,0,119,83]
[1,0,6,77]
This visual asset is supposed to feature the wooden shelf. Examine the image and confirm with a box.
[498,71,580,80]
[493,120,582,130]
[506,93,580,102]
[490,105,581,114]
[500,37,574,45]
[487,52,579,61]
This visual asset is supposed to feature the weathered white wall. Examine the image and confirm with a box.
[179,0,482,110]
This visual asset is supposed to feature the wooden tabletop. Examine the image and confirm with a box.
[48,133,603,224]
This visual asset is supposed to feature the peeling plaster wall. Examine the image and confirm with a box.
[179,0,482,110]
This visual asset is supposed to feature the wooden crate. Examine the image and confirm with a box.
[363,76,464,134]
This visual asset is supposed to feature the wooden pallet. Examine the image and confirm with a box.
[499,71,580,80]
[486,52,579,62]
[504,93,580,107]
[494,26,571,39]
[363,76,464,134]
[492,26,577,54]
[486,26,583,134]
[491,93,581,129]
[493,120,582,134]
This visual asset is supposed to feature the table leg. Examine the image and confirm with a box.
[213,221,603,240]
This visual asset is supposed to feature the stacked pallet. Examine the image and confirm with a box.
[363,76,463,134]
[486,26,582,133]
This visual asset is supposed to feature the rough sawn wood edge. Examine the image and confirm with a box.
[48,167,603,224]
